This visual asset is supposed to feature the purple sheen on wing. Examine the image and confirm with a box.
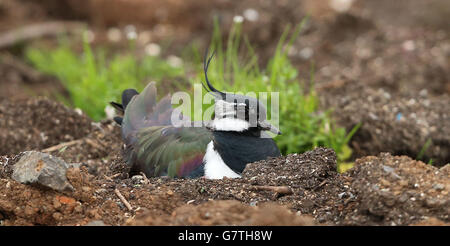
[177,154,204,177]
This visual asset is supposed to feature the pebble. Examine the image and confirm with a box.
[380,178,391,187]
[432,183,444,191]
[131,175,144,184]
[82,186,91,192]
[85,220,106,226]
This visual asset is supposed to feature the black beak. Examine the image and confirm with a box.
[258,120,281,135]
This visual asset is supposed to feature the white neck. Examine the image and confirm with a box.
[203,141,241,179]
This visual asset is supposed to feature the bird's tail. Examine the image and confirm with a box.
[110,88,139,125]
[110,82,174,142]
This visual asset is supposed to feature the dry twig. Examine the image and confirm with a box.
[250,185,293,195]
[41,139,83,153]
[114,188,133,211]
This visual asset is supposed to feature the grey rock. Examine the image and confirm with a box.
[382,165,394,173]
[12,151,74,192]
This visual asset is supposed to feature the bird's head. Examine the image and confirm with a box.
[202,52,281,136]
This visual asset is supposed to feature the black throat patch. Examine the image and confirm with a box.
[212,131,281,174]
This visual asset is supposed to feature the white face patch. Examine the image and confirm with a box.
[203,141,241,179]
[209,118,250,132]
[211,99,250,131]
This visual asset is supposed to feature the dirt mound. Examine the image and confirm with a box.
[342,153,449,225]
[0,97,92,155]
[1,143,448,225]
[0,92,447,226]
[127,200,316,226]
[0,147,341,225]
[242,148,351,223]
[323,86,450,166]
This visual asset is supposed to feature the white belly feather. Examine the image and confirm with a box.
[203,141,241,179]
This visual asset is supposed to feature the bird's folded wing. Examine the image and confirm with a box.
[129,125,212,178]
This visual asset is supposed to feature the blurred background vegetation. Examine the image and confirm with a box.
[24,17,360,168]
[1,0,448,168]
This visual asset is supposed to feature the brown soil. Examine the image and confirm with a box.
[0,97,92,156]
[342,153,449,225]
[0,101,448,225]
[322,85,450,166]
[127,200,317,226]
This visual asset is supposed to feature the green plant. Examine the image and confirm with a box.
[26,38,184,121]
[416,138,432,162]
[190,18,360,164]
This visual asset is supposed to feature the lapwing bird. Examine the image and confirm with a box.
[111,53,281,179]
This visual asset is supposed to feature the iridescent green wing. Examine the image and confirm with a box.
[131,125,212,178]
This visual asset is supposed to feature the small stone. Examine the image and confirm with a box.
[52,212,63,220]
[432,183,444,191]
[12,151,74,192]
[24,206,35,216]
[398,194,409,203]
[382,165,394,173]
[81,186,91,192]
[131,175,144,184]
[249,201,258,206]
[53,198,62,209]
[398,180,408,187]
[87,209,101,219]
[425,199,440,208]
[74,204,83,213]
[57,196,76,205]
[85,220,106,226]
[380,178,391,187]
[384,198,396,207]
[95,188,107,194]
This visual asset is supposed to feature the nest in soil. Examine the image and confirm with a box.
[0,98,449,226]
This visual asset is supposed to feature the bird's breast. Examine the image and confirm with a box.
[203,141,241,179]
